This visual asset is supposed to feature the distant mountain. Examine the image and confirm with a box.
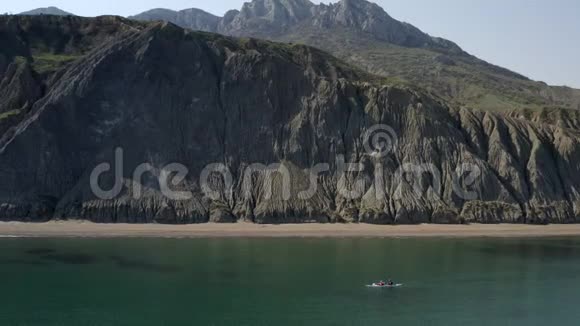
[131,0,580,113]
[132,0,461,52]
[129,8,218,31]
[18,7,73,16]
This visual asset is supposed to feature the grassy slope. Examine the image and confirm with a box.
[279,26,580,112]
[31,53,81,74]
[4,15,580,115]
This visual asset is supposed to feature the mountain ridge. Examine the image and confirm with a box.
[130,0,464,53]
[18,6,73,16]
[130,0,580,112]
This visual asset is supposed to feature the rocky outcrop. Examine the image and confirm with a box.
[308,0,446,49]
[132,0,459,51]
[1,16,580,225]
[0,15,149,134]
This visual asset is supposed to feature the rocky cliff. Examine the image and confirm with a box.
[1,16,580,224]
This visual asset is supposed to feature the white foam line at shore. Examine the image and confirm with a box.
[0,235,24,238]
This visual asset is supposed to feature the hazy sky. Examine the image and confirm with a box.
[3,0,579,88]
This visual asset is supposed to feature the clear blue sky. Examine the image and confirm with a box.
[3,0,579,88]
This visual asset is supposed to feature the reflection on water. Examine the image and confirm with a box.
[476,239,580,260]
[0,237,579,326]
[25,248,56,255]
[109,255,180,273]
[40,253,99,265]
[0,258,48,266]
[10,246,181,272]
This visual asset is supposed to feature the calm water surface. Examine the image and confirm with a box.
[1,237,580,325]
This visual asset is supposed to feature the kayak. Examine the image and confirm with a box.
[366,283,403,288]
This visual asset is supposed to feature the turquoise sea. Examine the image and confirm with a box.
[1,237,580,325]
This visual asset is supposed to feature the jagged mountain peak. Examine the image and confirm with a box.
[128,0,580,110]
[232,0,315,29]
[240,0,314,11]
[321,0,396,20]
[333,0,386,11]
[311,0,459,50]
[132,0,459,50]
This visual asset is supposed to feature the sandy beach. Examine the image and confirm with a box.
[1,221,580,238]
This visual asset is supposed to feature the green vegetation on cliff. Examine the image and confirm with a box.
[0,109,20,121]
[32,53,80,74]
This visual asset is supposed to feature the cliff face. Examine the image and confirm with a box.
[2,16,580,224]
[0,15,148,135]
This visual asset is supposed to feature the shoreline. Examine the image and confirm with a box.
[1,221,580,238]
